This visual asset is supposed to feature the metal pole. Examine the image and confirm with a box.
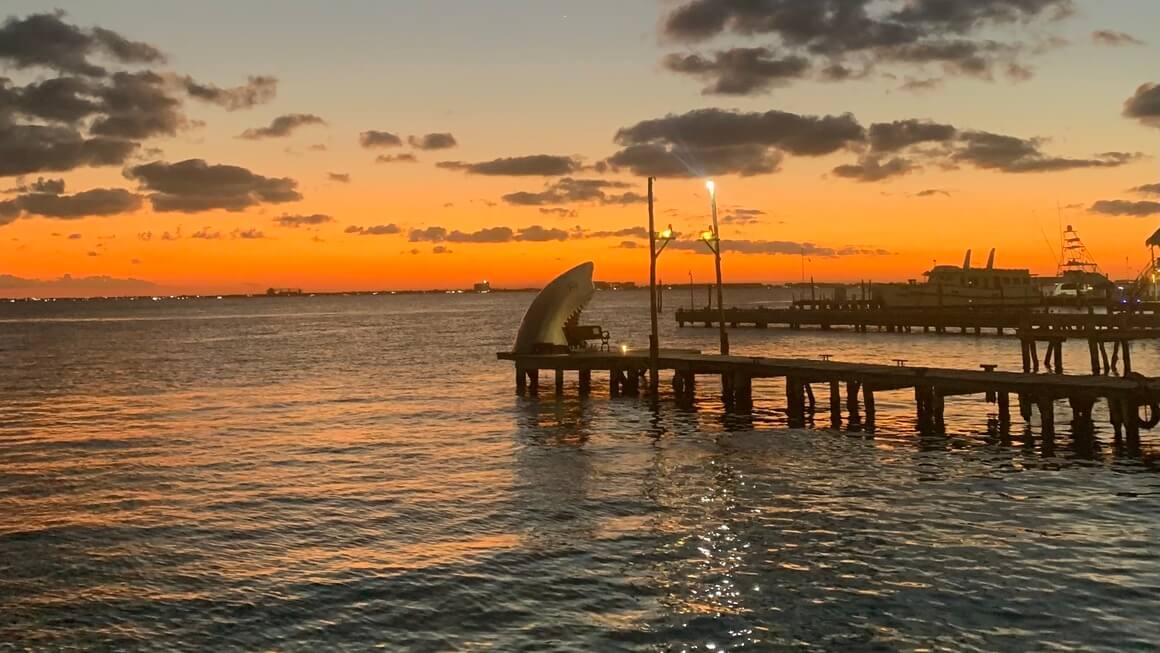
[688,271,694,311]
[710,185,729,355]
[648,177,659,397]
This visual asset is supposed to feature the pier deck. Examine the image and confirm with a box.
[498,350,1160,450]
[675,306,1160,336]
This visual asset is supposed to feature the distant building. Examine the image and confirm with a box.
[473,281,492,293]
[595,281,638,291]
[266,287,303,296]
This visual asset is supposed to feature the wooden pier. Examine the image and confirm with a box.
[498,350,1160,450]
[676,306,1160,337]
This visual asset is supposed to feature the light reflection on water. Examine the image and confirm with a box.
[2,290,1160,651]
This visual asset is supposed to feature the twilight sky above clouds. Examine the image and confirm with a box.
[1,0,1158,296]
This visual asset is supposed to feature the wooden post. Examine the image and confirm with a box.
[932,391,945,429]
[1038,397,1055,440]
[1109,397,1123,443]
[610,367,621,398]
[786,377,804,427]
[1088,340,1101,375]
[555,369,565,396]
[1030,341,1040,373]
[1121,400,1140,450]
[1122,341,1132,375]
[863,387,876,423]
[624,367,640,396]
[1100,342,1111,374]
[579,369,591,397]
[846,381,861,419]
[528,369,540,396]
[1021,339,1031,373]
[829,380,842,425]
[998,392,1011,426]
[733,373,753,412]
[516,367,527,396]
[1053,341,1064,375]
[804,384,816,411]
[686,373,696,404]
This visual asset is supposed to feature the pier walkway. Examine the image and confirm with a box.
[498,350,1160,450]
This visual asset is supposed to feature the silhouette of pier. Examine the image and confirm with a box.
[498,350,1160,451]
[676,305,1160,337]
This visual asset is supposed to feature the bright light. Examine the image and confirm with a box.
[620,344,629,354]
[706,180,716,194]
[701,230,715,242]
[660,225,674,240]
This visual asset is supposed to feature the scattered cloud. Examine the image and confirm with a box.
[1090,200,1160,217]
[662,48,810,95]
[1092,30,1145,47]
[11,188,142,219]
[240,113,326,140]
[408,133,458,150]
[359,130,403,148]
[1124,83,1160,127]
[617,241,640,249]
[124,159,301,212]
[276,213,333,228]
[191,227,222,239]
[671,239,892,257]
[1131,183,1160,196]
[376,153,417,164]
[584,227,649,239]
[233,228,264,239]
[67,233,81,239]
[345,224,401,236]
[327,172,351,183]
[916,189,951,197]
[0,12,164,77]
[179,75,277,110]
[540,208,578,218]
[832,156,916,182]
[502,178,644,206]
[437,155,582,176]
[721,208,766,225]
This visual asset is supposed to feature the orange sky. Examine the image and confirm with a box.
[2,1,1159,296]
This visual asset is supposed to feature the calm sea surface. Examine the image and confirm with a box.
[2,289,1159,652]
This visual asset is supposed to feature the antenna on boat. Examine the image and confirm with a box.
[962,249,972,270]
[986,248,996,270]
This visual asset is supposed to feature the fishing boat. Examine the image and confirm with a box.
[874,249,1041,308]
[1044,225,1113,298]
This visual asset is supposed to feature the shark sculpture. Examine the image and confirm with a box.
[514,261,596,353]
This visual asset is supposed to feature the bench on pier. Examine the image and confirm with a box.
[564,324,611,352]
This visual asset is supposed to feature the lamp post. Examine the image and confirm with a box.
[648,177,675,398]
[703,180,729,355]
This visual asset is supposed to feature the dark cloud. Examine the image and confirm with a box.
[502,178,643,206]
[1131,183,1160,196]
[448,227,514,243]
[408,133,458,150]
[408,224,572,243]
[1124,83,1160,127]
[832,156,916,181]
[345,224,401,236]
[1,75,101,123]
[1092,30,1144,47]
[658,0,1072,94]
[0,12,164,77]
[375,153,417,164]
[14,188,141,218]
[328,172,351,183]
[0,122,138,177]
[359,130,403,148]
[432,245,452,255]
[868,119,957,152]
[233,228,264,239]
[721,207,766,225]
[662,47,810,95]
[409,226,447,242]
[607,107,863,177]
[916,188,951,197]
[898,76,944,93]
[240,113,326,140]
[125,159,301,212]
[953,131,1139,172]
[192,228,222,240]
[88,71,182,139]
[606,142,783,178]
[3,177,66,194]
[540,208,578,218]
[179,75,277,110]
[67,233,82,239]
[276,214,333,228]
[1089,200,1160,217]
[616,240,640,249]
[437,155,581,176]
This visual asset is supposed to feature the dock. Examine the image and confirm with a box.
[497,350,1160,450]
[675,305,1160,336]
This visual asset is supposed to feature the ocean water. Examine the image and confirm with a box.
[2,289,1159,652]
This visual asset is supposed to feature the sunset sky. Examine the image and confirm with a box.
[2,0,1159,296]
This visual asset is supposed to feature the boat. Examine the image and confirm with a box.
[873,249,1041,308]
[1044,225,1113,298]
